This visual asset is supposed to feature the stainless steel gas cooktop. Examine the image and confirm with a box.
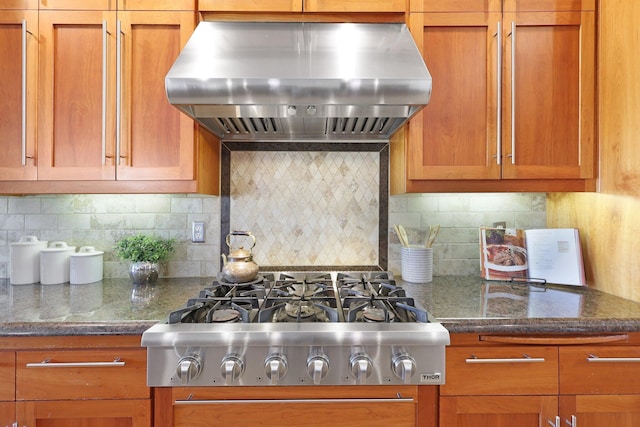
[142,272,449,387]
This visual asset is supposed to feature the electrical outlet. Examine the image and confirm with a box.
[192,221,205,243]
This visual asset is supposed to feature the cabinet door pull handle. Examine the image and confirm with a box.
[495,21,502,165]
[466,353,545,363]
[26,357,125,368]
[21,20,28,166]
[509,21,516,164]
[565,415,577,426]
[102,20,108,165]
[587,353,640,362]
[116,20,123,166]
[547,416,560,427]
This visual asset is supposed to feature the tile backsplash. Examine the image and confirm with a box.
[0,192,545,280]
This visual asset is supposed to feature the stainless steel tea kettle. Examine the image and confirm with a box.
[220,231,259,283]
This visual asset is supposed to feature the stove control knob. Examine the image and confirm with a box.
[350,353,373,384]
[306,353,329,385]
[220,354,245,385]
[391,353,417,384]
[176,354,202,385]
[264,354,288,385]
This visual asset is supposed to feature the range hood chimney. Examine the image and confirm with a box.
[165,21,431,142]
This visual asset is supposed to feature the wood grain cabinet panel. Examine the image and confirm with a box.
[16,348,149,400]
[1,336,150,427]
[394,0,596,193]
[559,346,640,395]
[0,10,38,181]
[198,0,302,12]
[0,351,15,402]
[441,346,559,396]
[441,334,640,427]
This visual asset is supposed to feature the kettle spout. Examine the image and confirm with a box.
[221,253,227,266]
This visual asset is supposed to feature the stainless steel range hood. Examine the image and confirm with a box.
[165,21,431,142]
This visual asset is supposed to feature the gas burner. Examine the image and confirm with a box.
[216,274,268,287]
[209,308,241,323]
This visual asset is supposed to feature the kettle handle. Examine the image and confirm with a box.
[226,231,256,250]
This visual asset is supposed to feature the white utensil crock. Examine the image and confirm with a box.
[9,236,48,285]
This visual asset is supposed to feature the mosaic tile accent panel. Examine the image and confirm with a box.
[229,151,380,266]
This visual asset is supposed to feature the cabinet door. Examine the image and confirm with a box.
[407,10,502,180]
[17,399,151,427]
[0,10,38,181]
[560,395,640,427]
[37,10,118,181]
[440,395,558,427]
[198,0,302,12]
[501,9,596,179]
[116,10,196,181]
[0,402,15,427]
[0,351,15,402]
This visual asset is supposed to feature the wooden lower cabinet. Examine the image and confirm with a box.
[440,395,557,426]
[16,400,151,427]
[0,335,150,427]
[440,334,640,427]
[154,385,436,427]
[0,402,16,427]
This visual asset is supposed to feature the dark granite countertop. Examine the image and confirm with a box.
[2,276,640,337]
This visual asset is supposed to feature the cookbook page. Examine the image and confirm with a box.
[525,228,586,286]
[479,228,528,281]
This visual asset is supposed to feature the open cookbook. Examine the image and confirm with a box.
[479,227,586,286]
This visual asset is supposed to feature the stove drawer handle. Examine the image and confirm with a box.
[26,357,125,368]
[587,353,640,363]
[175,398,415,405]
[465,354,545,364]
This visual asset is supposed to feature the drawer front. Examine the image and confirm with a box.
[560,346,640,395]
[16,348,149,400]
[0,351,15,401]
[441,346,559,395]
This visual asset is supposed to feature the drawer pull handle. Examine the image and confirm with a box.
[587,354,640,363]
[466,353,545,364]
[26,357,125,368]
[175,398,415,405]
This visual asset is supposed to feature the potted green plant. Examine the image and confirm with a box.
[114,233,176,284]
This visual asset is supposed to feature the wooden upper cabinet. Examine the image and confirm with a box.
[0,0,38,8]
[116,10,196,181]
[198,0,302,12]
[410,0,501,13]
[36,7,197,182]
[500,8,595,180]
[39,0,116,10]
[0,10,38,181]
[37,10,118,181]
[397,0,596,193]
[407,10,501,182]
[117,0,195,10]
[304,0,406,13]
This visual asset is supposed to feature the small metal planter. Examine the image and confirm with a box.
[129,261,159,285]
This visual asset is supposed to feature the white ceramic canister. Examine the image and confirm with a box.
[40,241,76,285]
[9,236,48,285]
[70,246,104,284]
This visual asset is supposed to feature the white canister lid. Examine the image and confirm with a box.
[41,241,76,253]
[70,246,104,257]
[10,235,47,246]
